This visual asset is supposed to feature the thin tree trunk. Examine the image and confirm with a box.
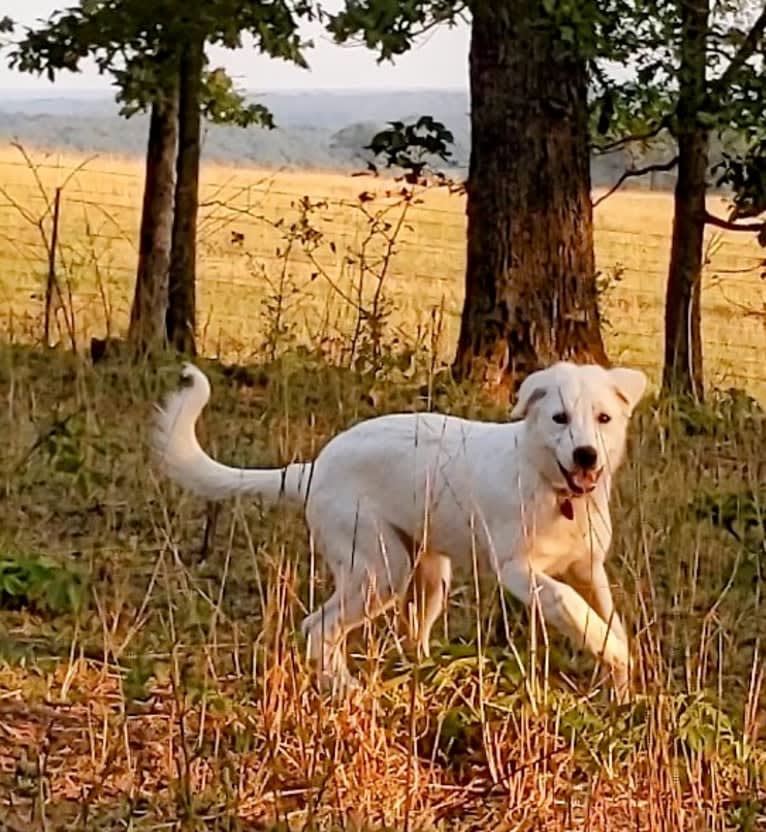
[454,0,606,396]
[663,0,709,399]
[166,34,204,355]
[128,85,178,355]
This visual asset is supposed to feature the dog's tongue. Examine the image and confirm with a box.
[572,470,599,491]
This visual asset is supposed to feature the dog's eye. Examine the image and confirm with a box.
[552,412,569,425]
[598,413,612,424]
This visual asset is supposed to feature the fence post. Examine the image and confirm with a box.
[43,186,62,348]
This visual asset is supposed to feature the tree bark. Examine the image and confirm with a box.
[663,0,709,400]
[454,0,607,396]
[128,85,178,355]
[166,34,204,355]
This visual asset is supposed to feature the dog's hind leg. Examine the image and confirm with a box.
[301,517,413,692]
[401,552,452,658]
[301,582,368,692]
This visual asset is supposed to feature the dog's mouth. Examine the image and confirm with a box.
[557,462,603,496]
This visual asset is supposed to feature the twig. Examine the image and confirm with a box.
[57,152,101,194]
[0,182,41,230]
[592,118,670,155]
[43,187,62,347]
[11,141,57,231]
[593,157,679,208]
[13,408,84,474]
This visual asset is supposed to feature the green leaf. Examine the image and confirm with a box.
[0,552,86,614]
[55,452,83,475]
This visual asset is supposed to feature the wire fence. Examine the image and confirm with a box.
[1,149,765,398]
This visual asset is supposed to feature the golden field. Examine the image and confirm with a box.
[0,143,764,394]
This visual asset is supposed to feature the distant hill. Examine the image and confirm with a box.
[0,88,676,189]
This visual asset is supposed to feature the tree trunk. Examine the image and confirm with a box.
[128,86,179,355]
[166,34,204,355]
[454,0,606,396]
[662,0,709,400]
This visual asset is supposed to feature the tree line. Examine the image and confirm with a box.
[4,0,766,400]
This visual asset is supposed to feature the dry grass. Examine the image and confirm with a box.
[0,143,765,830]
[1,343,765,830]
[0,144,764,396]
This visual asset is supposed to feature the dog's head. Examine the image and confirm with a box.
[510,362,647,495]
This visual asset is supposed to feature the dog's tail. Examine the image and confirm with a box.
[152,363,313,505]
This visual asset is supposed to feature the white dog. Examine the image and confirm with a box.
[153,361,647,695]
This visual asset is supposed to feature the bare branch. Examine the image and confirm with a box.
[0,183,40,228]
[593,157,679,208]
[592,118,670,155]
[710,5,766,99]
[704,211,765,233]
[11,141,55,228]
[58,152,101,193]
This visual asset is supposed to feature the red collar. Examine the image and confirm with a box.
[559,497,575,520]
[555,489,580,520]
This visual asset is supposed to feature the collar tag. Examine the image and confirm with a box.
[560,498,574,521]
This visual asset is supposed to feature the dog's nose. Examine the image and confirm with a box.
[573,445,598,470]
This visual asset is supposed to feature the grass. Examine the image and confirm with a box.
[0,342,765,830]
[0,142,765,829]
[0,144,765,396]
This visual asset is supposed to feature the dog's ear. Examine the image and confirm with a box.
[609,367,647,415]
[510,372,548,420]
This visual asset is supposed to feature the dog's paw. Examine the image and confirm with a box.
[609,655,636,704]
[315,668,363,702]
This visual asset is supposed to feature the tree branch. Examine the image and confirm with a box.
[710,5,766,99]
[325,1,469,60]
[704,211,765,233]
[592,157,679,208]
[592,117,670,156]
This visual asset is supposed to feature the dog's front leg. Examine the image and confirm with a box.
[499,561,631,695]
[565,559,632,696]
[565,559,628,647]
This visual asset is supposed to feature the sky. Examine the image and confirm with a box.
[0,0,471,93]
